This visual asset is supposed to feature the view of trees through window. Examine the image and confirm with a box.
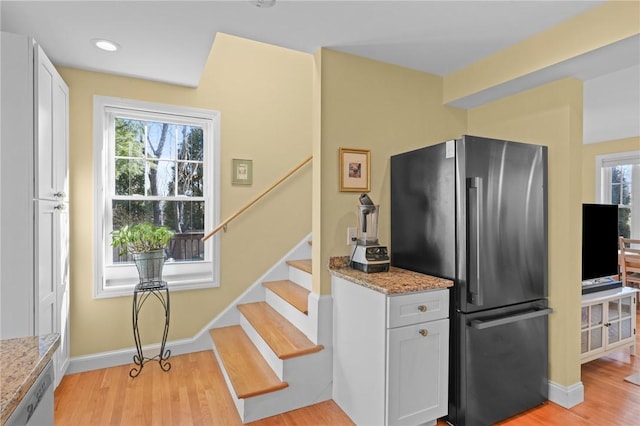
[611,165,632,238]
[113,117,205,263]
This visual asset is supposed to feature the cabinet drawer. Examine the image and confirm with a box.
[387,289,449,328]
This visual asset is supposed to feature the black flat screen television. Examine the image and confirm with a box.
[582,203,619,282]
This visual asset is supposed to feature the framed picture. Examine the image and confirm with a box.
[339,148,370,192]
[232,159,253,185]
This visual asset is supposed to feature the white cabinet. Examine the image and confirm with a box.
[581,287,637,363]
[333,276,449,426]
[1,32,70,387]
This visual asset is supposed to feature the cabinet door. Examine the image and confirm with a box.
[36,200,69,386]
[606,295,634,348]
[387,318,449,426]
[36,200,57,336]
[582,303,605,356]
[55,204,70,387]
[35,46,69,201]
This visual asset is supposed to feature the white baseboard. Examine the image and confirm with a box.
[67,233,312,375]
[548,380,584,408]
[65,336,211,374]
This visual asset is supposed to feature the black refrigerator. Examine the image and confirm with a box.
[390,135,551,426]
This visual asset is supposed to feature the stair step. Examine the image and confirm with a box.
[263,280,309,314]
[209,326,288,398]
[237,302,323,360]
[287,259,312,274]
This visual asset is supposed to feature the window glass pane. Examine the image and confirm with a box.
[611,183,621,205]
[144,160,174,197]
[115,159,145,195]
[115,118,144,158]
[178,162,203,196]
[590,304,602,326]
[590,328,602,350]
[178,127,204,161]
[145,122,176,160]
[608,321,619,343]
[612,166,622,183]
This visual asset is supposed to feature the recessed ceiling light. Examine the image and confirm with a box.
[92,39,120,52]
[250,0,276,8]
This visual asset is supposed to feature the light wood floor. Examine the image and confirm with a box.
[55,316,639,426]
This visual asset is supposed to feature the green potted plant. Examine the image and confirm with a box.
[111,222,175,286]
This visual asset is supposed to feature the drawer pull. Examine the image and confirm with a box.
[54,204,65,211]
[418,329,428,337]
[417,305,427,312]
[54,191,66,198]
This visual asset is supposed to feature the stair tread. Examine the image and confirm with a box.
[209,326,288,398]
[263,280,309,314]
[238,302,323,359]
[287,259,312,274]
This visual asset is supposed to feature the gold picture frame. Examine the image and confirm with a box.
[232,159,253,185]
[339,148,370,192]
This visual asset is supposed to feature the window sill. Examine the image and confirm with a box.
[95,261,219,299]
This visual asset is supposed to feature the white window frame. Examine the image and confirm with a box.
[595,150,640,239]
[93,96,220,298]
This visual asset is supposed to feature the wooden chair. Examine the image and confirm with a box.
[619,237,640,290]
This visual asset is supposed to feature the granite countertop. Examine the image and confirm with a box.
[328,256,453,295]
[0,334,60,425]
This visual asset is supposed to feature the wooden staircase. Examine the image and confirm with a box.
[209,253,332,423]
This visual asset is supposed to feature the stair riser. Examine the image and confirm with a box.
[264,289,311,339]
[288,266,312,290]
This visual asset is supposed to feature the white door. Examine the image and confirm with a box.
[387,318,449,426]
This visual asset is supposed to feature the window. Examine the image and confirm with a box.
[596,151,640,239]
[94,96,220,298]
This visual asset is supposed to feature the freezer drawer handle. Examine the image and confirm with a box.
[469,307,553,330]
[418,329,429,337]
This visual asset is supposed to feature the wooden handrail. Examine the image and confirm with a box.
[201,155,312,241]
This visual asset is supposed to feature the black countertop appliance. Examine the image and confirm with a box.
[390,135,551,426]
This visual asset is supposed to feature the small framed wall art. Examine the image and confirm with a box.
[232,159,253,185]
[339,148,370,192]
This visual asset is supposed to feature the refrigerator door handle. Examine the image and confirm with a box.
[467,177,483,306]
[470,307,553,330]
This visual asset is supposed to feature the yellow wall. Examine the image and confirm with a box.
[316,49,467,294]
[59,33,314,356]
[582,137,640,203]
[467,78,584,388]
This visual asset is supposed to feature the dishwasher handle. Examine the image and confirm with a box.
[470,307,553,330]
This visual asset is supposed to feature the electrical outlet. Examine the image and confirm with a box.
[347,227,357,246]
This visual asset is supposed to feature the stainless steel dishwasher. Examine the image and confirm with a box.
[5,361,54,426]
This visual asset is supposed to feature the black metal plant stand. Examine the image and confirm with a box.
[130,281,171,378]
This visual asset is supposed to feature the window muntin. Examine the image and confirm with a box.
[94,97,220,298]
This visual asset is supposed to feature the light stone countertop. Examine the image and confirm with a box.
[328,256,453,295]
[0,334,60,425]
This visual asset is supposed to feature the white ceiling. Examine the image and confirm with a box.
[1,0,638,144]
